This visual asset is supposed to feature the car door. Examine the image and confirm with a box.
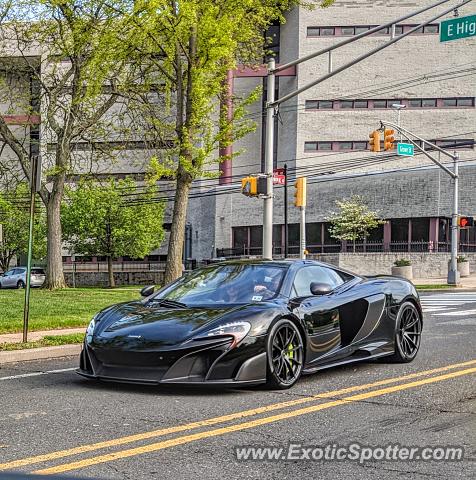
[2,269,15,287]
[291,265,349,366]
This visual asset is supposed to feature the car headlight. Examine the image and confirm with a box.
[86,316,97,343]
[202,321,251,346]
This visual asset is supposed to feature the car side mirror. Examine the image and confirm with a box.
[310,282,333,296]
[140,285,155,297]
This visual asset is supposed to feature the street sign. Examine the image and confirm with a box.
[273,169,286,185]
[440,14,476,42]
[397,143,414,157]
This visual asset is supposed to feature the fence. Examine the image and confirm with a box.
[217,240,476,258]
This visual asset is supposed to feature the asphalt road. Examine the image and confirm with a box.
[0,292,475,480]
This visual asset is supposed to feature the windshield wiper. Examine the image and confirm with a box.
[148,298,188,309]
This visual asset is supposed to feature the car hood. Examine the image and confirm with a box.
[92,301,254,348]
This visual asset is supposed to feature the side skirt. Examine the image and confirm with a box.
[302,351,394,375]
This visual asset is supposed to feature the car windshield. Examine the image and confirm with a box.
[154,264,287,306]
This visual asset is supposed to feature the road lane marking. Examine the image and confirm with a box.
[1,358,475,472]
[0,368,76,381]
[34,366,476,475]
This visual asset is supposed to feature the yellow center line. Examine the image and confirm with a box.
[33,366,476,475]
[0,359,474,472]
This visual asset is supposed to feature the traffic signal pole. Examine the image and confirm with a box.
[263,57,275,260]
[378,120,461,285]
[261,0,472,259]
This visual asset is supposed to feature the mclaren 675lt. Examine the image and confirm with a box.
[78,260,423,389]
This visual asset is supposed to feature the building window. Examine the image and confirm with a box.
[442,98,457,107]
[341,26,355,35]
[422,98,437,107]
[353,141,368,150]
[308,24,439,37]
[423,24,439,33]
[340,100,354,109]
[318,100,333,109]
[304,142,318,151]
[305,97,474,110]
[457,97,474,107]
[318,142,333,151]
[307,27,320,37]
[320,27,335,36]
[409,99,422,108]
[339,142,353,150]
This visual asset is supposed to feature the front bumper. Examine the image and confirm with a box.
[77,335,267,386]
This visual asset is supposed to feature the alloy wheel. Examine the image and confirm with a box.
[396,304,422,360]
[271,322,304,386]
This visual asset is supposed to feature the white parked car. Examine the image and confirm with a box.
[0,267,46,289]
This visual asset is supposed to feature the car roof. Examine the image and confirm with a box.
[211,258,360,278]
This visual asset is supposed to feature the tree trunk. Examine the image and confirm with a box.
[44,189,66,289]
[164,173,191,284]
[107,255,115,288]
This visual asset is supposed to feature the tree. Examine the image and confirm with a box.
[0,0,136,289]
[327,196,386,252]
[0,183,46,272]
[61,178,166,287]
[125,0,333,284]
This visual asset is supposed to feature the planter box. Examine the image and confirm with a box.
[391,265,413,280]
[448,260,470,277]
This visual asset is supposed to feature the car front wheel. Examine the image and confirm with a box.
[266,319,304,389]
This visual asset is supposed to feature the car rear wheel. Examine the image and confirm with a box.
[17,280,25,289]
[387,301,422,363]
[266,319,304,389]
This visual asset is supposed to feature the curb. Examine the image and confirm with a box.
[417,288,476,293]
[0,344,81,365]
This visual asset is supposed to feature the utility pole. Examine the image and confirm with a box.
[300,205,306,260]
[284,163,288,258]
[449,152,459,285]
[263,58,275,260]
[260,0,471,258]
[23,155,41,343]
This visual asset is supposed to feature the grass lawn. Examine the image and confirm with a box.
[415,284,458,290]
[0,333,85,351]
[0,287,141,334]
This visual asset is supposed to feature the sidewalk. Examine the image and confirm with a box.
[413,275,476,289]
[0,327,85,345]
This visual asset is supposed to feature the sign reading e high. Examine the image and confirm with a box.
[440,14,476,42]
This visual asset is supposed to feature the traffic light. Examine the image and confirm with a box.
[369,130,381,152]
[294,177,307,207]
[241,176,258,196]
[458,216,474,228]
[384,128,395,151]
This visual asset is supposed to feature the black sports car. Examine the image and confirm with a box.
[78,260,422,389]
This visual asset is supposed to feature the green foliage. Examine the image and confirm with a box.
[0,333,85,351]
[0,287,139,333]
[327,195,387,243]
[61,178,166,261]
[394,259,411,267]
[457,255,468,263]
[0,184,46,271]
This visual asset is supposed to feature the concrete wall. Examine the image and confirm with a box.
[309,252,476,278]
[64,271,165,288]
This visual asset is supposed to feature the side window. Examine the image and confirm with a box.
[3,270,13,276]
[293,266,345,297]
[320,267,345,289]
[13,269,23,275]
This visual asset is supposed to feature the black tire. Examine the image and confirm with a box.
[265,319,304,389]
[17,280,26,289]
[386,301,422,363]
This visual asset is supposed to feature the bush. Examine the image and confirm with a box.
[394,259,411,267]
[457,255,468,263]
